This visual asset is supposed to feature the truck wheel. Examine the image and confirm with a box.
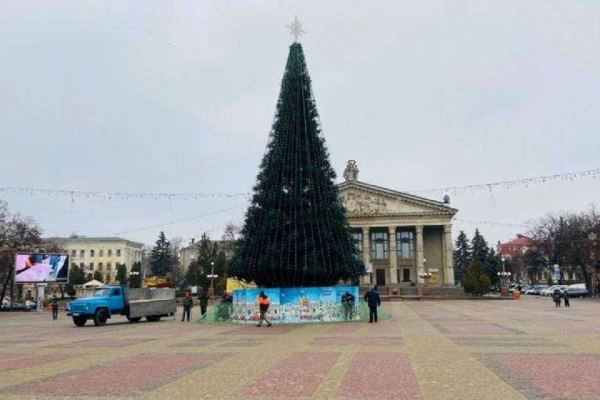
[127,316,142,323]
[93,309,108,326]
[73,316,87,327]
[146,316,161,322]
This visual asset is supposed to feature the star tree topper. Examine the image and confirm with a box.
[286,16,306,42]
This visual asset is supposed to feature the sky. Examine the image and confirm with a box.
[1,1,599,248]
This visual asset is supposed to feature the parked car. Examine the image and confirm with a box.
[1,300,36,310]
[541,285,568,296]
[520,285,532,292]
[1,296,10,309]
[525,285,548,295]
[508,284,530,294]
[567,288,590,298]
[568,283,586,290]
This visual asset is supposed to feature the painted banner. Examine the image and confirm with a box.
[232,285,359,324]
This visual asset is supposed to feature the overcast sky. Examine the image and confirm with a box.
[1,1,599,248]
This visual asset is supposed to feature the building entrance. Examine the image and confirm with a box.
[376,269,386,286]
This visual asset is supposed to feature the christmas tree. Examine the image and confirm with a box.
[453,231,471,284]
[230,40,363,288]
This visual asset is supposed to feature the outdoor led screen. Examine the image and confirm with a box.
[14,253,69,283]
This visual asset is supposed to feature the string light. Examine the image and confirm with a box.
[453,218,526,228]
[1,166,597,204]
[407,167,600,197]
[0,187,250,201]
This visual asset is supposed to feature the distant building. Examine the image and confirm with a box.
[44,236,144,284]
[496,234,534,259]
[180,239,234,276]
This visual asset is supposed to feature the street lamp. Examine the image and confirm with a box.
[419,272,432,286]
[207,261,218,297]
[589,232,598,294]
[129,270,140,288]
[497,271,512,287]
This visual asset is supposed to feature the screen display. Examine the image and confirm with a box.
[14,253,69,283]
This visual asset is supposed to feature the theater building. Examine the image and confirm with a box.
[338,161,458,292]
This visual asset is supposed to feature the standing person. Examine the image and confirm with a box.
[181,292,193,322]
[198,288,209,317]
[562,289,570,308]
[51,294,59,320]
[364,285,381,323]
[341,291,355,321]
[552,289,561,308]
[256,291,272,327]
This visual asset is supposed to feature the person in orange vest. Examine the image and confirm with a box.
[256,291,272,327]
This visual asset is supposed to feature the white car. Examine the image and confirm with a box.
[541,285,567,296]
[568,283,586,290]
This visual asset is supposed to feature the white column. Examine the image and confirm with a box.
[362,227,371,285]
[36,283,47,313]
[416,225,424,284]
[443,224,455,285]
[389,226,398,284]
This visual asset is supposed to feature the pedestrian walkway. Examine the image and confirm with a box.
[1,297,600,399]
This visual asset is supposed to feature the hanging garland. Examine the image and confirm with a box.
[1,167,598,203]
[407,167,600,198]
[0,187,250,201]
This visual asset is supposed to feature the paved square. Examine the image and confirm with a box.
[1,297,599,399]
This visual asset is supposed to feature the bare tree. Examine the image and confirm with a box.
[0,200,42,303]
[527,207,600,290]
[222,222,240,243]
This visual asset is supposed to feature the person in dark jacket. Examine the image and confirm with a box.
[198,288,209,317]
[562,289,570,308]
[552,289,561,308]
[51,295,59,320]
[256,291,272,327]
[181,292,193,321]
[341,291,355,321]
[364,286,381,323]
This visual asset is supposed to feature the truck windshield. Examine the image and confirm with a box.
[93,289,111,297]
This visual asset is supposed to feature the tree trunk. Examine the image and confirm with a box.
[580,264,591,291]
[0,270,11,305]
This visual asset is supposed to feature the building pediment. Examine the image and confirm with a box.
[338,181,457,217]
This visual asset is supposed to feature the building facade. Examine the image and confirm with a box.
[45,236,144,283]
[338,161,458,290]
[180,239,234,276]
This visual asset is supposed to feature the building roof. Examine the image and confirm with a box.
[497,234,533,254]
[43,236,145,249]
[181,240,233,253]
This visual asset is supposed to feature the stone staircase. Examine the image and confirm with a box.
[399,286,418,296]
[427,286,469,298]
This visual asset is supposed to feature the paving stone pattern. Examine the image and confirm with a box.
[1,297,600,399]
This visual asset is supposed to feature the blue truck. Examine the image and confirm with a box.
[66,285,176,327]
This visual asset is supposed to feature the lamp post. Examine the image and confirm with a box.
[207,261,218,298]
[130,270,140,288]
[419,258,431,296]
[497,271,511,296]
[589,232,597,294]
